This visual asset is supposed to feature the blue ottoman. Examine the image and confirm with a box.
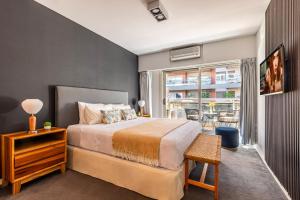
[215,127,239,148]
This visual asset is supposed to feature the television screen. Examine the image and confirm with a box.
[260,44,286,95]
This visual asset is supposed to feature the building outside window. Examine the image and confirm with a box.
[164,63,241,131]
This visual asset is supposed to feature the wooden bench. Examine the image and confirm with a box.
[184,134,221,200]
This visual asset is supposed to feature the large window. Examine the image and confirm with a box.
[164,63,241,132]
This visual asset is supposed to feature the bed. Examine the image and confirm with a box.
[55,86,200,200]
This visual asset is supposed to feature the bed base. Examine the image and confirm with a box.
[67,146,187,200]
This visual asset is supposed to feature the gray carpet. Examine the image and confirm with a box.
[0,148,287,200]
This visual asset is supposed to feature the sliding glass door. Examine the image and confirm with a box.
[200,65,241,132]
[163,62,241,133]
[164,68,200,120]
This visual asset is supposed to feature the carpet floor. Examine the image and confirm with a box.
[0,147,287,200]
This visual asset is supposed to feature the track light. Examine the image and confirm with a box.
[148,0,168,22]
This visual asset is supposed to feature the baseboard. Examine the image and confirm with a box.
[255,145,265,160]
[255,146,291,200]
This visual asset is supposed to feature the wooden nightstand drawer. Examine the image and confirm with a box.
[15,143,65,168]
[15,153,65,179]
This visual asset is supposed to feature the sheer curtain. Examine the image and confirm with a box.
[140,71,152,115]
[240,58,257,145]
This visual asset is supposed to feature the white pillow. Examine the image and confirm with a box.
[78,102,105,124]
[84,105,113,124]
[84,106,101,125]
[108,104,131,110]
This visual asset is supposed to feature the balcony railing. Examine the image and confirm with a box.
[166,82,241,91]
[166,99,240,132]
[168,98,240,103]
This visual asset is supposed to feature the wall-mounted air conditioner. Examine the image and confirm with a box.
[170,45,201,62]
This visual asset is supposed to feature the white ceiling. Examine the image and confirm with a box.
[34,0,270,55]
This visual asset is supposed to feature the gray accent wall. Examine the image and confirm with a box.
[265,0,300,199]
[0,0,139,133]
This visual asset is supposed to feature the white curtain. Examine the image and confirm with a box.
[140,71,152,115]
[240,58,257,145]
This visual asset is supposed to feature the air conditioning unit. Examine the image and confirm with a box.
[170,46,201,61]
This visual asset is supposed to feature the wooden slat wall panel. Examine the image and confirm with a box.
[265,0,300,199]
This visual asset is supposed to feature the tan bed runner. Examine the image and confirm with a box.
[112,119,188,166]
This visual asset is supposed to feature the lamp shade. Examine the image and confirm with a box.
[138,100,145,107]
[21,99,43,115]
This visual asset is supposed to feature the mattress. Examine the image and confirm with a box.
[67,118,200,170]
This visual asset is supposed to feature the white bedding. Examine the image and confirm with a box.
[67,118,200,170]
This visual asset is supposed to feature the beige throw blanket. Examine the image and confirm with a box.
[112,119,188,166]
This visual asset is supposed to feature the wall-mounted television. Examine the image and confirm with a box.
[260,44,286,95]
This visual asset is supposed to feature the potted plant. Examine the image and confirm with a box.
[44,121,52,130]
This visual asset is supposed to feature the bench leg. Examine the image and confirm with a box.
[184,159,189,190]
[200,163,208,182]
[214,164,219,200]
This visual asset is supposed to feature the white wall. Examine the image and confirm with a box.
[143,35,258,118]
[139,35,257,72]
[256,19,266,159]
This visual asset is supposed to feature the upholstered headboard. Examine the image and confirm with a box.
[55,86,128,128]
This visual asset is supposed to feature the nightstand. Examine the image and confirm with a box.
[1,127,67,194]
[138,113,151,118]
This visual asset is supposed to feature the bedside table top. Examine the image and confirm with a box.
[2,127,66,140]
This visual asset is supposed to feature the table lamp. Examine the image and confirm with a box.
[21,99,43,133]
[138,100,145,116]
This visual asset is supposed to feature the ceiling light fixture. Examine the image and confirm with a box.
[147,0,168,22]
[156,14,165,21]
[151,8,160,14]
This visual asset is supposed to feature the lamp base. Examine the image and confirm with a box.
[28,130,38,134]
[140,107,144,116]
[29,114,37,133]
